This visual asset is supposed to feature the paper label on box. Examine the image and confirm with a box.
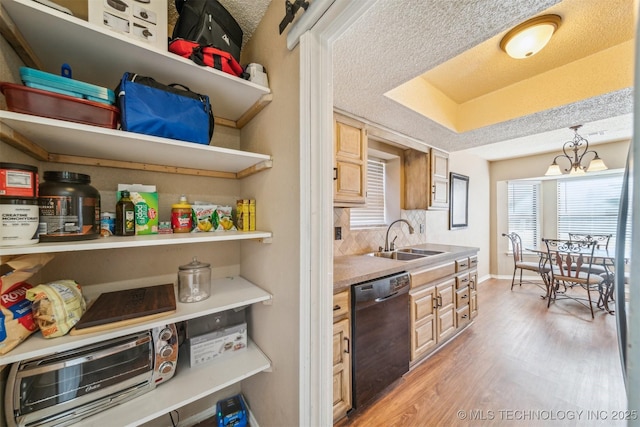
[188,323,247,367]
[118,184,158,234]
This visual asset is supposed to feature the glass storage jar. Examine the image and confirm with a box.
[178,257,211,303]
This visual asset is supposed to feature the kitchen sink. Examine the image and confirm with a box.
[397,248,445,256]
[366,248,446,261]
[366,251,427,261]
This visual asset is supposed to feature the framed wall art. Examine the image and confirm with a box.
[449,172,469,229]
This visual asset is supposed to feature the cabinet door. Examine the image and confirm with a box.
[333,318,351,421]
[436,279,456,341]
[334,115,367,205]
[403,148,430,210]
[430,148,449,209]
[410,286,437,360]
[470,269,478,319]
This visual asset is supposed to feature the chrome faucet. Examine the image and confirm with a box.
[383,219,415,252]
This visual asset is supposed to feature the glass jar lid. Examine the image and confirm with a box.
[179,257,210,270]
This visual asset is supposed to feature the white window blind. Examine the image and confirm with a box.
[350,158,385,228]
[557,173,624,251]
[507,180,540,250]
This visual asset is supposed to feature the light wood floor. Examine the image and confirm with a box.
[338,279,627,427]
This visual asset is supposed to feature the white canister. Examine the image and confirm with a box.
[0,197,39,246]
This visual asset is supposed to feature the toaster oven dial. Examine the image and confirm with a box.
[158,361,175,375]
[159,344,174,358]
[158,327,173,341]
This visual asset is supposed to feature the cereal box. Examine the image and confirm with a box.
[117,184,158,235]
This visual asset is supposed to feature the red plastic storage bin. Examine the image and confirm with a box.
[0,82,119,129]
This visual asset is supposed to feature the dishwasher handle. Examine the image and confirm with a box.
[374,291,398,303]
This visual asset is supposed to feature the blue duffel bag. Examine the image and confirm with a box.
[116,72,214,144]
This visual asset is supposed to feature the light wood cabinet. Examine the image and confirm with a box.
[334,114,367,206]
[410,285,437,359]
[332,290,351,422]
[404,148,430,209]
[409,253,479,365]
[430,148,450,209]
[436,279,456,341]
[470,268,478,319]
[403,147,449,210]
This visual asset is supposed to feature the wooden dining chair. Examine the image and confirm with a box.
[542,238,605,318]
[502,232,547,290]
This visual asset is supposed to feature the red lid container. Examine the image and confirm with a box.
[0,82,119,129]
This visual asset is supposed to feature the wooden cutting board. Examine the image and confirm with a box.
[70,283,176,335]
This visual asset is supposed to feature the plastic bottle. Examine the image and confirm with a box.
[171,195,193,233]
[115,190,135,236]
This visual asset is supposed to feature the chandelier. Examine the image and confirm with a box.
[544,125,608,176]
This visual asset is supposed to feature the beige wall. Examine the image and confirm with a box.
[490,139,631,278]
[0,1,301,424]
[236,1,301,425]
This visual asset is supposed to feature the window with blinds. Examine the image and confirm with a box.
[350,158,386,228]
[507,180,540,250]
[557,173,624,251]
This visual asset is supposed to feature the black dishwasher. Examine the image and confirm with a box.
[351,271,410,411]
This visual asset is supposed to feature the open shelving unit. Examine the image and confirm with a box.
[0,0,272,128]
[3,276,273,426]
[0,0,276,425]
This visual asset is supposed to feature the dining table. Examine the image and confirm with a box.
[525,246,619,314]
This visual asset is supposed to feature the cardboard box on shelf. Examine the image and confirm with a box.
[117,184,158,235]
[88,0,168,51]
[187,322,247,367]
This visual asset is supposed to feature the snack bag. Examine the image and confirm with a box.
[191,202,217,232]
[214,205,237,231]
[26,280,86,338]
[0,254,54,354]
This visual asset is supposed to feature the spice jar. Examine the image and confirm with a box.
[178,257,211,303]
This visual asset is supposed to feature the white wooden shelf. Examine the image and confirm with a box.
[1,276,272,365]
[0,0,271,126]
[0,111,273,178]
[70,339,270,427]
[0,229,272,256]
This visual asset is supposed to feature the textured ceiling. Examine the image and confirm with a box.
[332,0,635,159]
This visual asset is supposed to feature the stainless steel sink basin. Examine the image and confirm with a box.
[397,248,445,256]
[366,251,427,261]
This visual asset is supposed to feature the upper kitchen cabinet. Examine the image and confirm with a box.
[403,147,449,210]
[430,148,449,209]
[334,113,367,206]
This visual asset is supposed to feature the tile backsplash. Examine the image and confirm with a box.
[333,208,428,256]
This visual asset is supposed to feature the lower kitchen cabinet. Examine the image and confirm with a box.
[409,252,479,366]
[470,268,478,319]
[332,290,351,422]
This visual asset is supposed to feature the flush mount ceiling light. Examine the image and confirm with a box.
[545,125,608,176]
[500,14,562,59]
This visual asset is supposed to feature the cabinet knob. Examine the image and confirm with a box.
[333,167,338,181]
[333,304,341,311]
[344,337,350,354]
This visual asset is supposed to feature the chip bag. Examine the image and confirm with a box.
[26,280,86,338]
[214,205,237,231]
[0,254,54,354]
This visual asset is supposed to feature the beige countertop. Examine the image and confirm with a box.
[334,243,479,292]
